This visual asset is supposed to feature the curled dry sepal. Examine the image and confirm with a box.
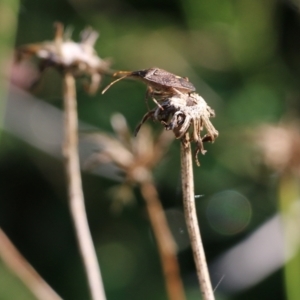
[103,68,218,166]
[16,22,111,94]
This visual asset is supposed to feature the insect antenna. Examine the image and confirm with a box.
[101,71,132,94]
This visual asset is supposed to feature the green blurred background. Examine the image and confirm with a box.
[2,0,300,299]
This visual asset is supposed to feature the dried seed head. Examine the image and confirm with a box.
[17,22,111,94]
[135,92,218,166]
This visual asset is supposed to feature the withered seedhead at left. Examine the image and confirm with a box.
[16,22,112,94]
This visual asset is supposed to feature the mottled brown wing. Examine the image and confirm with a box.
[148,68,196,91]
[129,68,195,91]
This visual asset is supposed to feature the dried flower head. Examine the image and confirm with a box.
[83,113,174,182]
[135,92,218,166]
[16,22,111,94]
[81,114,174,211]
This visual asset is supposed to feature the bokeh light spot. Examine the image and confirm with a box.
[165,208,190,252]
[97,242,137,290]
[206,190,252,235]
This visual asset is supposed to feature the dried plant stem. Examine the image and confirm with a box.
[140,180,186,300]
[0,228,62,300]
[180,134,214,300]
[63,72,106,300]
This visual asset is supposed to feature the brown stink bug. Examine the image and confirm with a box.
[102,68,196,108]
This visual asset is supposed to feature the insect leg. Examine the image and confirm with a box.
[145,87,152,111]
[171,87,184,95]
[134,110,155,136]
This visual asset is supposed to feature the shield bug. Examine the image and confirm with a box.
[102,67,196,108]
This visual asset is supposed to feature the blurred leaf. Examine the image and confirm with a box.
[0,261,34,300]
[0,0,19,130]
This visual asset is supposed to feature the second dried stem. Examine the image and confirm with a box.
[140,179,186,300]
[63,72,106,300]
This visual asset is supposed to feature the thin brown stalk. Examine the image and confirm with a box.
[0,228,62,300]
[63,71,106,300]
[180,134,215,300]
[140,179,186,300]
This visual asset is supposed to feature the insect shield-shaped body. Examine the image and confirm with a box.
[102,68,196,107]
[129,68,196,96]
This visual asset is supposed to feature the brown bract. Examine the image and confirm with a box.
[16,22,111,94]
